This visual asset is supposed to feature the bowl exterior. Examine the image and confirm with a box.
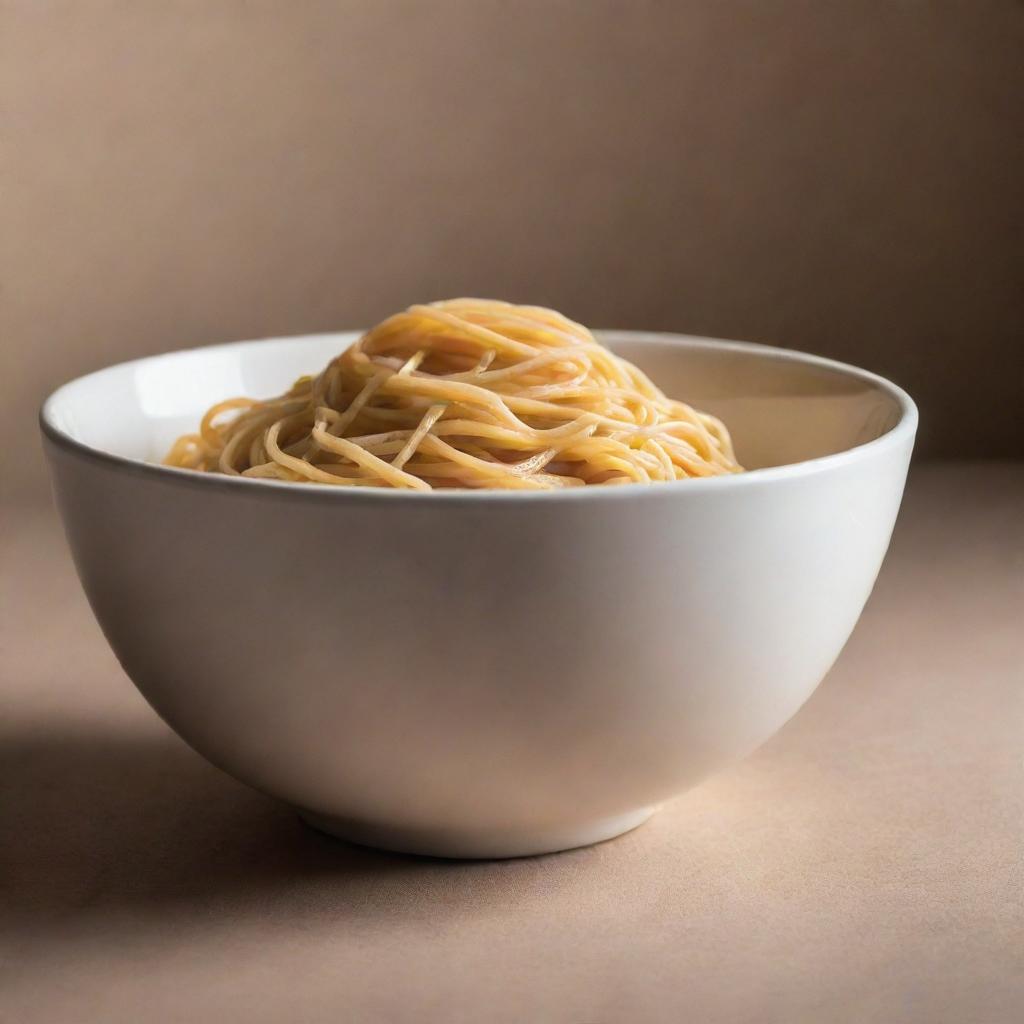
[43,430,912,857]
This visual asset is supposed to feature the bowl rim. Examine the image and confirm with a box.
[40,329,918,503]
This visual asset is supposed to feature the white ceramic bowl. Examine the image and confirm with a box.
[41,331,917,858]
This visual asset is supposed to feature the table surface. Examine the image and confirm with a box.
[2,462,1022,1024]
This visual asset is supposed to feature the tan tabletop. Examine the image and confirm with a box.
[2,462,1021,1023]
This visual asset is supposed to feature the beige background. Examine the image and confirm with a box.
[3,6,1023,1019]
[3,1,1023,500]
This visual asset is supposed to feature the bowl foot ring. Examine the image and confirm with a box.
[297,804,658,860]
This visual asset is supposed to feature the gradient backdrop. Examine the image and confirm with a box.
[5,1,1022,499]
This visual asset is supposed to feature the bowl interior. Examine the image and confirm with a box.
[43,331,908,473]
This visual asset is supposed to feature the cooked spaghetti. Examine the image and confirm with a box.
[164,299,741,490]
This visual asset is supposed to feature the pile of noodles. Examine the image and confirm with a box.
[164,299,741,490]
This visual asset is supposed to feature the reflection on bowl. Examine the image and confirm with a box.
[41,332,916,858]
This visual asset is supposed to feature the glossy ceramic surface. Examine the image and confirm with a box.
[41,332,916,857]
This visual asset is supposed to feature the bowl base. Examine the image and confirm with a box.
[297,805,658,859]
